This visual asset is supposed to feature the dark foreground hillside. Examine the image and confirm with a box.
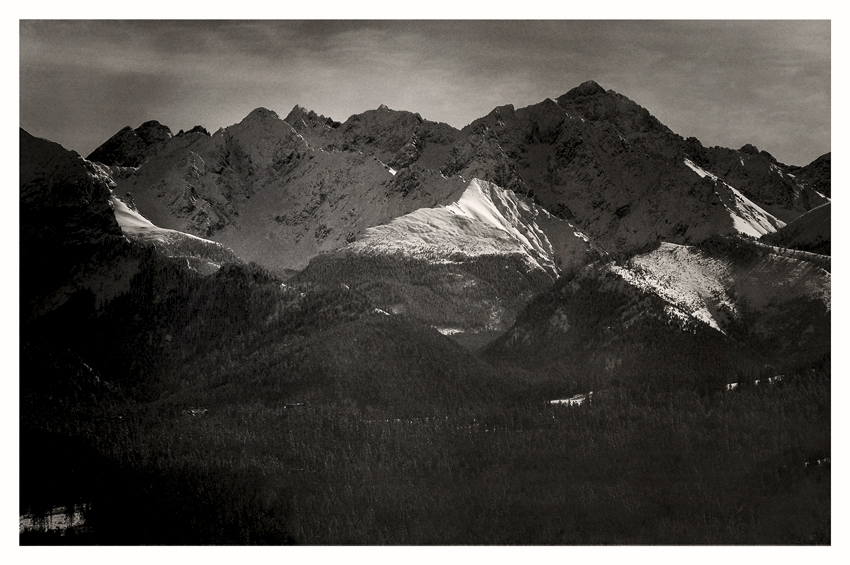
[21,239,830,544]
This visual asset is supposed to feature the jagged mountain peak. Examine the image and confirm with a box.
[226,107,298,142]
[87,120,173,167]
[560,80,607,99]
[242,107,281,122]
[285,104,309,119]
[739,143,778,163]
[135,120,172,141]
[491,103,516,121]
[332,105,432,162]
[462,104,517,134]
[283,105,340,130]
[80,79,830,271]
[556,83,673,138]
[347,105,424,123]
[486,103,516,120]
[177,125,210,137]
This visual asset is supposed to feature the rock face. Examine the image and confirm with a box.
[283,105,340,147]
[21,128,243,321]
[21,128,122,245]
[94,80,829,274]
[21,129,131,321]
[105,107,467,271]
[438,82,823,254]
[87,120,173,167]
[787,152,831,198]
[701,145,828,223]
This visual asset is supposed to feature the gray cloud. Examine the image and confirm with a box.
[20,20,829,165]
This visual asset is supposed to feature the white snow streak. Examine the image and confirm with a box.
[684,158,784,237]
[110,194,219,245]
[444,179,554,271]
[726,184,786,237]
[608,242,735,333]
[347,179,579,275]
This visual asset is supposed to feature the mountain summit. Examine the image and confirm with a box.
[561,79,607,98]
[84,81,828,271]
[87,120,172,167]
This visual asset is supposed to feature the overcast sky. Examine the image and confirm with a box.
[19,20,830,166]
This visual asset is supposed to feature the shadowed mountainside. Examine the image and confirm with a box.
[761,202,831,256]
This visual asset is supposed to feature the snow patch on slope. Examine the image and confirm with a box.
[684,158,785,237]
[608,242,736,333]
[607,239,830,335]
[110,193,232,272]
[347,179,583,275]
[550,392,592,406]
[727,184,786,237]
[111,194,210,244]
[684,159,719,181]
[444,179,556,268]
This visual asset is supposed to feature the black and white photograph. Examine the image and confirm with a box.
[16,15,835,548]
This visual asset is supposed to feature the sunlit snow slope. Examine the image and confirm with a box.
[110,194,238,272]
[347,178,594,275]
[609,241,830,334]
[684,159,786,237]
[112,194,206,243]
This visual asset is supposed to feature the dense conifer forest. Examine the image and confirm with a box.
[20,240,830,544]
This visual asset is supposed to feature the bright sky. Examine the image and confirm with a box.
[19,20,830,166]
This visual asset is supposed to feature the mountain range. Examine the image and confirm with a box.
[20,80,831,544]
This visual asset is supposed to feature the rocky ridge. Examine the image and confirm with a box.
[87,120,174,167]
[85,80,830,275]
